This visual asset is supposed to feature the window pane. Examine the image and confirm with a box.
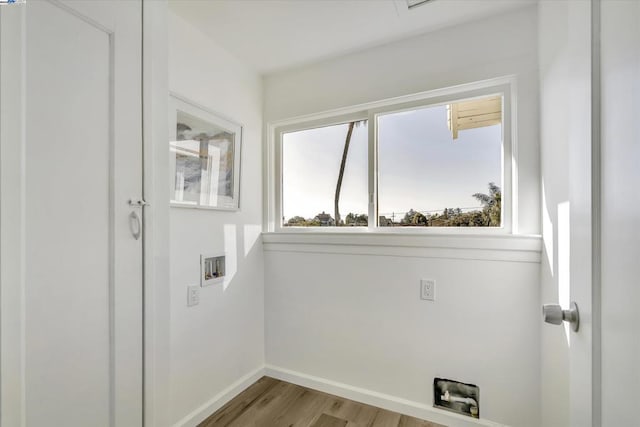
[377,96,502,227]
[282,121,368,227]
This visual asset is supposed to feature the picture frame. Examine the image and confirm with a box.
[169,93,242,210]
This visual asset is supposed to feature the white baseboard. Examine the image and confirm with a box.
[264,365,508,427]
[173,365,266,427]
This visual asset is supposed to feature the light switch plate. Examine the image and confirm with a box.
[187,285,200,307]
[421,279,435,301]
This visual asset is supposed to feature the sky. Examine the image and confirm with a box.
[282,103,502,222]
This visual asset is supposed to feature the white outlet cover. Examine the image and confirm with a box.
[420,279,435,301]
[187,285,200,307]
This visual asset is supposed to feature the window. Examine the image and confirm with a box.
[282,120,368,227]
[377,97,503,228]
[272,82,512,232]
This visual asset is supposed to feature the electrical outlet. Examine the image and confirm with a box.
[420,279,435,301]
[187,285,200,307]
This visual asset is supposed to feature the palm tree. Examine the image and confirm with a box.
[334,121,365,226]
[472,182,502,226]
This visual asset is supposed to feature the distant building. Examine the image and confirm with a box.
[379,216,393,226]
[314,211,335,226]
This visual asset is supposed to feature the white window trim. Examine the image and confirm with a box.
[262,232,542,263]
[265,76,519,236]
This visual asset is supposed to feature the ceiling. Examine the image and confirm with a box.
[169,0,536,75]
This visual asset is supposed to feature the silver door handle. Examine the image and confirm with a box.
[129,211,141,240]
[542,302,580,332]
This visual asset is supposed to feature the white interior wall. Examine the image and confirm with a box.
[264,250,541,427]
[537,2,571,426]
[168,11,265,426]
[263,7,542,427]
[600,1,640,425]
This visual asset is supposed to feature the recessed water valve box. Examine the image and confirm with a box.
[201,254,225,287]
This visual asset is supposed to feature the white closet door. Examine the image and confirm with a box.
[22,0,143,425]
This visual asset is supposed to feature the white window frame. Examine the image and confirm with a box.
[265,77,516,235]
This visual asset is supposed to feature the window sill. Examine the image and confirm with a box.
[262,232,542,263]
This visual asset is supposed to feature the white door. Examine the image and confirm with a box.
[565,2,640,425]
[539,1,596,425]
[548,1,640,426]
[1,0,143,426]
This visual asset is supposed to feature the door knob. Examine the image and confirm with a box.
[542,302,580,332]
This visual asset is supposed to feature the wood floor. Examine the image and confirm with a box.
[198,377,445,427]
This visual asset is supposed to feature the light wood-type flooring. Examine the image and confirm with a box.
[198,377,446,427]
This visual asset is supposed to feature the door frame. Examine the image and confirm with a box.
[566,0,602,425]
[0,4,27,426]
[589,0,602,425]
[141,1,170,426]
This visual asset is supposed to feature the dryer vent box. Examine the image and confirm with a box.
[433,378,479,419]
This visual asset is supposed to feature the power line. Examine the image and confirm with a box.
[378,206,484,217]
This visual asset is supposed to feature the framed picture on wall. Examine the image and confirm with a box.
[169,93,242,210]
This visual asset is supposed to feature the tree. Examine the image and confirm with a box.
[286,216,307,226]
[345,212,368,226]
[402,209,417,224]
[411,212,427,225]
[473,182,502,226]
[334,121,365,226]
[400,209,428,225]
